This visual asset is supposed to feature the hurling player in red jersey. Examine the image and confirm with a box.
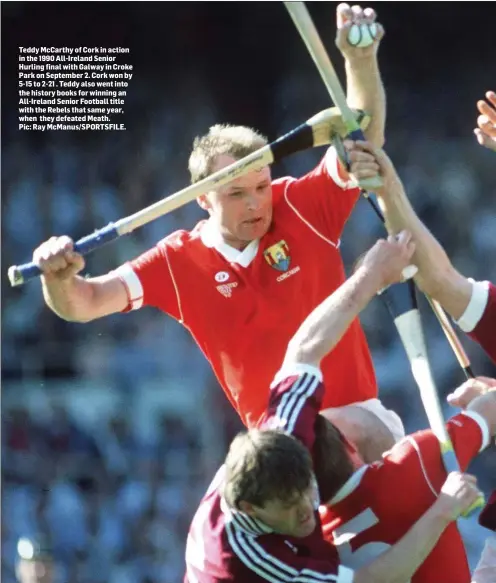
[337,132,496,582]
[185,234,483,583]
[32,5,405,460]
[317,374,496,583]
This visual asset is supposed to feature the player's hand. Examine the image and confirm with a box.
[335,3,384,61]
[447,377,496,408]
[344,140,404,199]
[436,472,483,523]
[474,91,496,152]
[33,236,85,281]
[344,139,380,182]
[360,230,416,289]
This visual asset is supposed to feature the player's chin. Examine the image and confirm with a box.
[240,217,270,240]
[294,515,317,538]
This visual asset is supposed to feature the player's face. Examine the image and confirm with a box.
[203,154,273,249]
[251,486,317,538]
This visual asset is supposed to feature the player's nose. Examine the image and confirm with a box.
[245,191,260,211]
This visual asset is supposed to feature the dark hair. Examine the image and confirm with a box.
[222,429,313,509]
[312,414,355,504]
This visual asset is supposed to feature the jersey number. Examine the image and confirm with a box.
[333,508,411,583]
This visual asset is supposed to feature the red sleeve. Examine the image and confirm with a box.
[469,282,496,363]
[258,364,324,453]
[113,241,182,321]
[402,412,489,492]
[230,530,353,583]
[274,147,360,244]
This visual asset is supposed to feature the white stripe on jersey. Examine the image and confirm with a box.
[114,263,144,309]
[283,178,339,250]
[271,363,323,388]
[404,436,439,498]
[273,373,320,435]
[226,523,349,582]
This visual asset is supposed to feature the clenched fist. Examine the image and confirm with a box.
[33,236,85,281]
[437,472,483,522]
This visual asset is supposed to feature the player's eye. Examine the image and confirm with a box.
[229,191,244,198]
[257,182,269,191]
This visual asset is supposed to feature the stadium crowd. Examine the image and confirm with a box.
[2,4,496,582]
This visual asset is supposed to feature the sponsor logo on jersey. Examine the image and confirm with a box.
[216,281,238,298]
[264,240,291,272]
[215,271,230,283]
[276,265,301,282]
[284,540,298,554]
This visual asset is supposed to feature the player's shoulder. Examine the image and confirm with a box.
[156,220,207,252]
[385,429,438,461]
[270,175,296,206]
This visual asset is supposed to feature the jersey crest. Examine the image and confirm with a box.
[264,240,291,272]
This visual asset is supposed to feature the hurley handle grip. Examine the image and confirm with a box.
[8,223,120,287]
[332,132,384,192]
[441,448,485,518]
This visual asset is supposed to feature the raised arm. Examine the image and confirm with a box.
[33,235,128,322]
[344,140,475,318]
[283,232,415,370]
[336,3,386,147]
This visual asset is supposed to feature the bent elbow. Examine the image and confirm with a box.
[48,306,94,324]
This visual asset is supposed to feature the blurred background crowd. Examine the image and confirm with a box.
[2,3,495,582]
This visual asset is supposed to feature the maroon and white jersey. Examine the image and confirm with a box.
[456,280,496,364]
[185,364,354,583]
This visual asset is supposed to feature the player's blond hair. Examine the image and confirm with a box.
[188,124,268,184]
[222,429,313,510]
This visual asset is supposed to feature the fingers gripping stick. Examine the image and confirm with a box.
[286,0,475,383]
[284,1,382,191]
[378,281,484,517]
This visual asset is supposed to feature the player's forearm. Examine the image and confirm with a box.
[42,275,99,322]
[286,266,381,368]
[354,502,452,583]
[376,183,472,320]
[345,56,385,147]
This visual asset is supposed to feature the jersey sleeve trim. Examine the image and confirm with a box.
[270,363,323,388]
[324,147,359,191]
[461,410,491,452]
[114,264,143,310]
[455,279,490,332]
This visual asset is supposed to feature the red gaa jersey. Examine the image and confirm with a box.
[319,411,491,583]
[115,149,377,427]
[185,363,355,583]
